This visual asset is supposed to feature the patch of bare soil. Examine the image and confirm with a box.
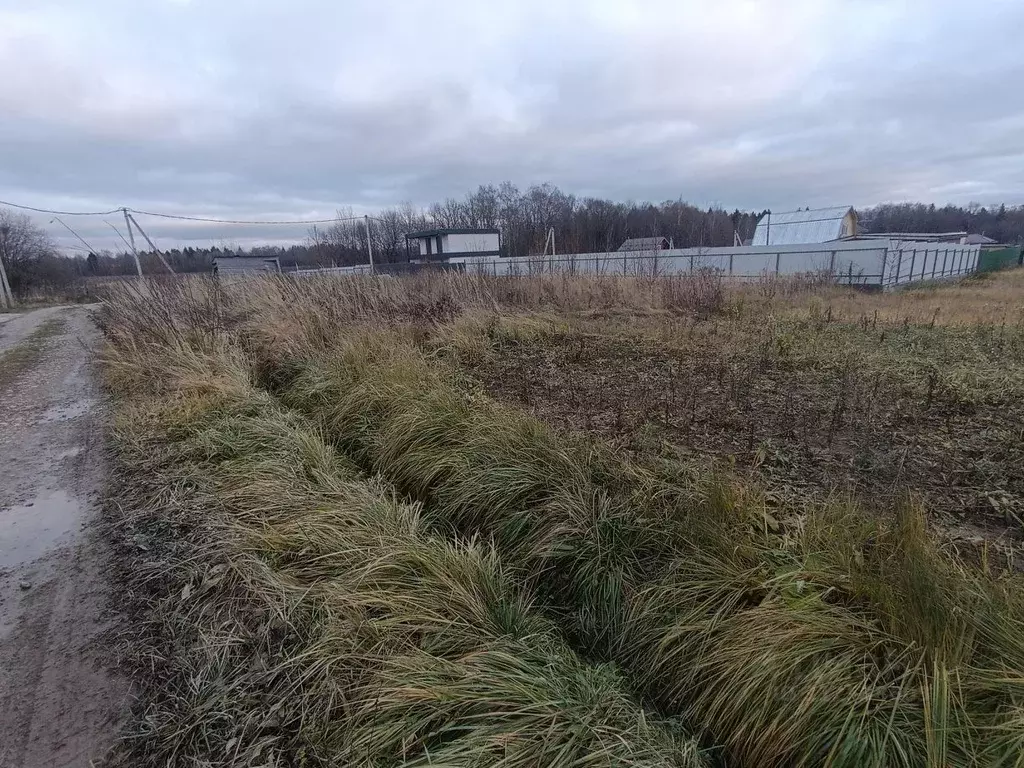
[0,306,127,767]
[464,326,1024,560]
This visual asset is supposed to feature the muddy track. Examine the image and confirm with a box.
[0,306,126,767]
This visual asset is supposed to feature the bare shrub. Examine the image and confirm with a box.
[660,269,725,318]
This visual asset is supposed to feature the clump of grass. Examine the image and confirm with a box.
[100,335,710,767]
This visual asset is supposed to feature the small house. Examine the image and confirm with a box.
[405,228,501,262]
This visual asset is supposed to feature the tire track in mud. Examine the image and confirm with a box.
[0,306,127,768]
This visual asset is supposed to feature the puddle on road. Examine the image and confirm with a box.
[38,398,94,423]
[0,490,82,569]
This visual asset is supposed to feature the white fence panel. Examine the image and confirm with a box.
[879,242,980,287]
[362,239,988,290]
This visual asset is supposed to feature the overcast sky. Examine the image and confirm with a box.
[1,0,1023,252]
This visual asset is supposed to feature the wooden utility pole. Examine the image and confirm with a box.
[0,224,15,309]
[126,212,174,274]
[543,227,556,257]
[122,208,143,277]
[364,215,375,273]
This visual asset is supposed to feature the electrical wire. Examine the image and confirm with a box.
[0,199,123,216]
[1,197,385,225]
[104,220,134,252]
[50,217,97,253]
[127,209,367,225]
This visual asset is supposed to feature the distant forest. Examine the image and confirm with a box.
[3,183,1024,294]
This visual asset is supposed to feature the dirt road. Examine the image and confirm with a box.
[0,306,125,767]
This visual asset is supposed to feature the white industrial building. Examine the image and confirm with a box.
[405,228,501,262]
[751,206,858,246]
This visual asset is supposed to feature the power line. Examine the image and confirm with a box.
[127,209,364,225]
[0,197,386,226]
[104,220,134,252]
[0,199,122,216]
[50,217,97,253]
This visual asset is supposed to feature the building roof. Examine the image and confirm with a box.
[405,228,500,239]
[963,233,998,245]
[618,236,669,252]
[855,232,966,243]
[751,206,855,246]
[213,256,281,274]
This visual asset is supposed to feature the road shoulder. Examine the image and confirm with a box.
[0,306,127,768]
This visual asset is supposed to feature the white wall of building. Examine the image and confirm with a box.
[443,232,499,253]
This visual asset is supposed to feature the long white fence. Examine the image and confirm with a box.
[293,239,980,289]
[449,240,979,289]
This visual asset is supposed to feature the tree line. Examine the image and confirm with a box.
[2,187,1023,296]
[858,202,1024,242]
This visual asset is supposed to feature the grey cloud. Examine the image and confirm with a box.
[1,0,1023,252]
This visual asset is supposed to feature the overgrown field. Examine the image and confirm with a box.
[99,269,1024,767]
[456,274,1024,565]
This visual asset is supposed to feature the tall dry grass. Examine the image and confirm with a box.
[100,311,709,766]
[98,268,1024,767]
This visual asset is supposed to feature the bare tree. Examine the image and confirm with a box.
[428,198,468,229]
[0,208,61,296]
[311,208,366,266]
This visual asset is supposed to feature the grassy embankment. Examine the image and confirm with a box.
[99,271,1024,767]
